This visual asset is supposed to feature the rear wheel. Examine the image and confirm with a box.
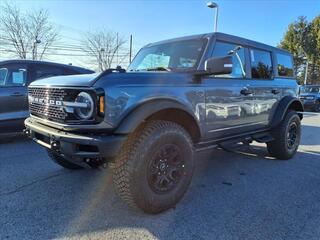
[112,120,194,214]
[47,150,83,169]
[267,111,301,160]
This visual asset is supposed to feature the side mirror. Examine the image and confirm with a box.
[204,56,233,75]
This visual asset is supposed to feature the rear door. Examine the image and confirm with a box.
[0,63,29,133]
[248,48,280,127]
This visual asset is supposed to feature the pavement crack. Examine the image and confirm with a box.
[0,171,70,197]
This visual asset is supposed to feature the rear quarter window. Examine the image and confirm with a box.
[276,53,294,77]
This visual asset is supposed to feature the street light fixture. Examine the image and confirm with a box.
[207,2,219,32]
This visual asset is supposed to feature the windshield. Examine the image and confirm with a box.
[128,39,207,72]
[301,86,320,93]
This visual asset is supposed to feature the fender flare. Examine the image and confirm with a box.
[114,99,201,136]
[270,96,304,128]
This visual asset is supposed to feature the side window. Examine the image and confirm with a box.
[0,65,27,87]
[33,65,64,80]
[212,41,246,78]
[0,68,8,86]
[276,53,294,77]
[250,49,273,79]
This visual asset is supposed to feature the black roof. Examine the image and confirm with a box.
[146,32,290,54]
[0,59,94,74]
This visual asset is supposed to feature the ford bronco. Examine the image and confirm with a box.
[24,32,303,213]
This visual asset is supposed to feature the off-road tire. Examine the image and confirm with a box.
[112,120,194,214]
[267,111,301,160]
[47,150,83,169]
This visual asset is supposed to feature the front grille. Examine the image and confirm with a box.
[28,87,81,123]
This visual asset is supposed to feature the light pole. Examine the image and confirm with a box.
[33,39,41,60]
[99,48,105,71]
[304,57,309,85]
[207,2,219,32]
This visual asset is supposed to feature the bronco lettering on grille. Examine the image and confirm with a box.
[28,96,62,106]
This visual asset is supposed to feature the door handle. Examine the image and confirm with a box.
[240,88,253,96]
[271,89,280,94]
[11,92,23,97]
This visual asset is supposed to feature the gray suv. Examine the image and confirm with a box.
[25,32,303,213]
[0,60,94,134]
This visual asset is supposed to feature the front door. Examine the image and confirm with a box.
[203,41,257,140]
[0,63,28,133]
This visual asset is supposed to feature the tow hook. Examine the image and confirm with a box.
[50,141,60,151]
[23,129,30,137]
[85,158,107,169]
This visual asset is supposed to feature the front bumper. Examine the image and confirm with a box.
[300,99,316,109]
[24,117,126,166]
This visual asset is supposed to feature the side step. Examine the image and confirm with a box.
[218,137,251,152]
[195,132,274,153]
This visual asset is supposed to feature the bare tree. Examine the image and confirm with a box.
[0,3,59,60]
[82,30,127,71]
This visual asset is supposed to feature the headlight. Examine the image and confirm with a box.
[74,92,94,120]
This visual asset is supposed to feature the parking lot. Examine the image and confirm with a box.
[0,112,319,240]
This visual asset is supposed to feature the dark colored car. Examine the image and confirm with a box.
[25,32,303,213]
[299,85,320,112]
[0,60,94,134]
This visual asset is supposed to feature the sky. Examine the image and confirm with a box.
[1,0,320,69]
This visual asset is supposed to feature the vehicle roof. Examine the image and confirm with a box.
[0,59,94,73]
[145,32,291,54]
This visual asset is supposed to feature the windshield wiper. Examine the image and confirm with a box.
[142,67,172,72]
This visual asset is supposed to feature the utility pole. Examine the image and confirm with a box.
[129,34,133,64]
[304,60,309,85]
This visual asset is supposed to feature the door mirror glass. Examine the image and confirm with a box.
[204,56,233,75]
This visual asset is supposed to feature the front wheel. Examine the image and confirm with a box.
[112,120,194,214]
[267,111,301,160]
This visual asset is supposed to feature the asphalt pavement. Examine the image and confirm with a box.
[1,113,320,240]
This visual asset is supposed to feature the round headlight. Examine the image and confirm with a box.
[74,92,94,120]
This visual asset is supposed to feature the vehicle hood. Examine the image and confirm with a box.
[29,71,194,88]
[30,73,100,87]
